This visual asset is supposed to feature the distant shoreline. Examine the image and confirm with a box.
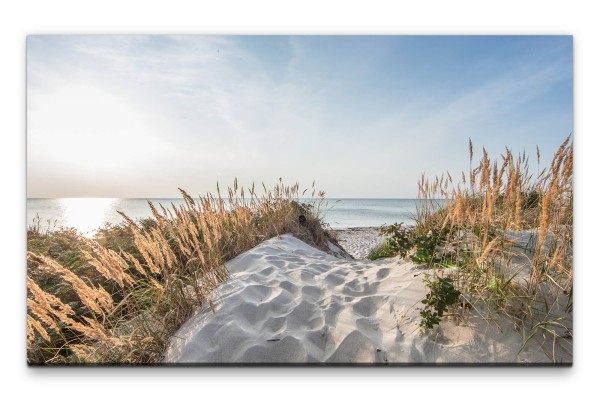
[27,198,419,235]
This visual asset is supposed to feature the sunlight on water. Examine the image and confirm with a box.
[27,198,420,236]
[59,198,117,235]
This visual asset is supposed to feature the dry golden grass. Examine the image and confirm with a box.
[415,135,573,360]
[27,180,329,364]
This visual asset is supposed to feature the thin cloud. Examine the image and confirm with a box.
[27,36,572,198]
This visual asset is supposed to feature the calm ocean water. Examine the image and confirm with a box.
[26,198,418,235]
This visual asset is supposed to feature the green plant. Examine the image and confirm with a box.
[409,227,450,265]
[414,135,573,354]
[378,223,413,258]
[420,273,461,331]
[367,242,398,260]
[367,222,414,260]
[411,230,438,264]
[290,200,313,217]
[370,223,450,264]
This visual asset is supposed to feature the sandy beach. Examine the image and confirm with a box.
[330,227,384,259]
[165,233,570,365]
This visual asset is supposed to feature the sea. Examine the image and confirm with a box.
[26,198,419,236]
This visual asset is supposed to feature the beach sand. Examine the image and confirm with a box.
[331,227,384,259]
[165,234,571,365]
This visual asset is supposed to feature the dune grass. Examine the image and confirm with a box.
[401,135,572,359]
[27,136,573,364]
[366,242,397,260]
[27,180,330,364]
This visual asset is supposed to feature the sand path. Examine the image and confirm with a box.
[331,227,384,259]
[165,234,566,364]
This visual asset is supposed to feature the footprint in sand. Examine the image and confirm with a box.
[257,266,275,276]
[236,302,271,325]
[279,280,298,295]
[264,315,286,333]
[242,336,308,363]
[353,296,383,317]
[376,267,391,279]
[239,284,272,303]
[300,270,317,285]
[301,285,323,302]
[326,331,377,363]
[325,272,346,287]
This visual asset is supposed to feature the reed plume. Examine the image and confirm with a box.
[415,135,573,361]
[27,179,329,364]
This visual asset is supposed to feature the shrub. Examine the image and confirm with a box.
[420,273,461,331]
[379,223,413,257]
[369,223,448,266]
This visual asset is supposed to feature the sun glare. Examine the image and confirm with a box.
[60,198,117,235]
[29,83,166,173]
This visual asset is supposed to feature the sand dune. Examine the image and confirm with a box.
[165,234,569,365]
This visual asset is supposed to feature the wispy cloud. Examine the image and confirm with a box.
[27,36,572,197]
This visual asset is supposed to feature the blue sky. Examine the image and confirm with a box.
[27,35,573,198]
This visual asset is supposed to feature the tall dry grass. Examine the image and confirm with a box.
[415,135,573,360]
[27,180,329,364]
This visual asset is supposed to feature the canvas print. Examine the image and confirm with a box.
[26,35,573,365]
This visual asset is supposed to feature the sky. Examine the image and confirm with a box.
[26,35,573,198]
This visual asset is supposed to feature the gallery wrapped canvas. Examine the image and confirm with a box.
[26,35,572,365]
